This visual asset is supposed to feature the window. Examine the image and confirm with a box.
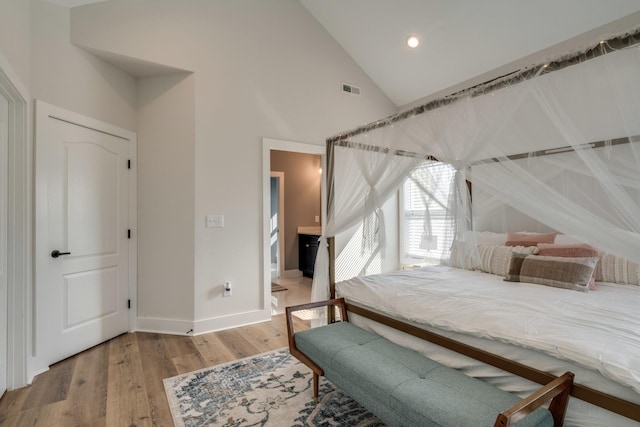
[400,160,456,265]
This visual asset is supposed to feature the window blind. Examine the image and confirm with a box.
[401,161,456,263]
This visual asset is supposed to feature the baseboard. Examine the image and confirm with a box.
[136,308,273,336]
[193,308,271,335]
[282,269,302,278]
[27,365,49,386]
[136,316,195,336]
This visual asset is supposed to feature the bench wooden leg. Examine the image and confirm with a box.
[313,372,319,403]
[494,372,574,427]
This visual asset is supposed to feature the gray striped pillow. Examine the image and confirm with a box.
[505,253,598,292]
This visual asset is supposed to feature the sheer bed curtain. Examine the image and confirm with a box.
[470,46,640,264]
[312,32,640,302]
[312,129,422,302]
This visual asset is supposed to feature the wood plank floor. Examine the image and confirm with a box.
[0,314,310,427]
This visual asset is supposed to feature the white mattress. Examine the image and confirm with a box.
[336,265,640,426]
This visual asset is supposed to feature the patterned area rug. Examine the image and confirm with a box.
[163,348,385,427]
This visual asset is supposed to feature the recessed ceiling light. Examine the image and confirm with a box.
[406,35,420,48]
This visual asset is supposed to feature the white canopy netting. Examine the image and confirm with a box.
[312,28,640,302]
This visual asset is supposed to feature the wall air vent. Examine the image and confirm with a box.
[342,82,361,95]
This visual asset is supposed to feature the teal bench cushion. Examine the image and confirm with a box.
[295,322,553,427]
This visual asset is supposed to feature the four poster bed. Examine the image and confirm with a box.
[335,261,640,426]
[310,28,640,427]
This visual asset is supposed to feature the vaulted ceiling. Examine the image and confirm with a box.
[300,0,640,107]
[44,0,640,107]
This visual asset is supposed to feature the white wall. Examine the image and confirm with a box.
[31,0,136,131]
[0,0,30,87]
[69,0,397,331]
[136,72,196,331]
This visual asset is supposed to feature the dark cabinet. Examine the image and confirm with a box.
[299,234,320,278]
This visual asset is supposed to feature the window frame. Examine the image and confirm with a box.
[399,160,456,266]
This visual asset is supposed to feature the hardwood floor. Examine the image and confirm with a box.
[271,275,312,315]
[0,314,310,427]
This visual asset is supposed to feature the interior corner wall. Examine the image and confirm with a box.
[136,73,195,330]
[188,1,396,329]
[0,0,30,87]
[270,151,322,271]
[69,0,397,332]
[31,0,136,132]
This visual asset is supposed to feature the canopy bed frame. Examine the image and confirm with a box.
[317,26,640,425]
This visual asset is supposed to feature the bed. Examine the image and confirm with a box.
[318,31,640,425]
[335,264,640,427]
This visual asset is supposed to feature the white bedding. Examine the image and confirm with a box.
[335,265,640,425]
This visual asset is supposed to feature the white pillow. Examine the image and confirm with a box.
[554,234,587,245]
[464,231,507,246]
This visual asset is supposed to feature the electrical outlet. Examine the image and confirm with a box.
[223,282,232,297]
[315,215,320,223]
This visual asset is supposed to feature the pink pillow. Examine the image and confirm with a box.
[505,232,557,247]
[536,243,599,290]
[537,243,599,257]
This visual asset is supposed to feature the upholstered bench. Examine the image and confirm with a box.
[286,298,574,427]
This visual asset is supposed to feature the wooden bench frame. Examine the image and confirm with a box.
[286,298,574,427]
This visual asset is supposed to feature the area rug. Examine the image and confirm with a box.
[271,283,288,293]
[163,348,384,427]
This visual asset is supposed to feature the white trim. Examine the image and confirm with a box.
[270,171,285,280]
[128,138,138,331]
[0,52,31,390]
[36,101,137,139]
[262,138,325,318]
[193,309,270,336]
[135,317,194,336]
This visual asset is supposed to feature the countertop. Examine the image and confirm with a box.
[297,226,322,235]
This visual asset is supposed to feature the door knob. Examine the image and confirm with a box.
[51,250,71,258]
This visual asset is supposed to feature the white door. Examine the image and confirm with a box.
[36,102,133,366]
[0,92,8,397]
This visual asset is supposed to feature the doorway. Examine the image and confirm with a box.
[262,138,324,316]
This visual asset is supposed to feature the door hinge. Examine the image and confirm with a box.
[127,229,131,239]
[128,159,131,169]
[128,299,131,309]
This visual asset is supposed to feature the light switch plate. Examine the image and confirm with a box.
[206,214,224,228]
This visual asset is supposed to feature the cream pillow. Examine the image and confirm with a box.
[598,253,640,285]
[476,245,539,277]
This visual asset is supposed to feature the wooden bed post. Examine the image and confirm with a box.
[325,140,337,324]
[326,140,336,300]
[328,237,336,299]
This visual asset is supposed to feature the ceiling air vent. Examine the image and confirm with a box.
[342,82,361,95]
